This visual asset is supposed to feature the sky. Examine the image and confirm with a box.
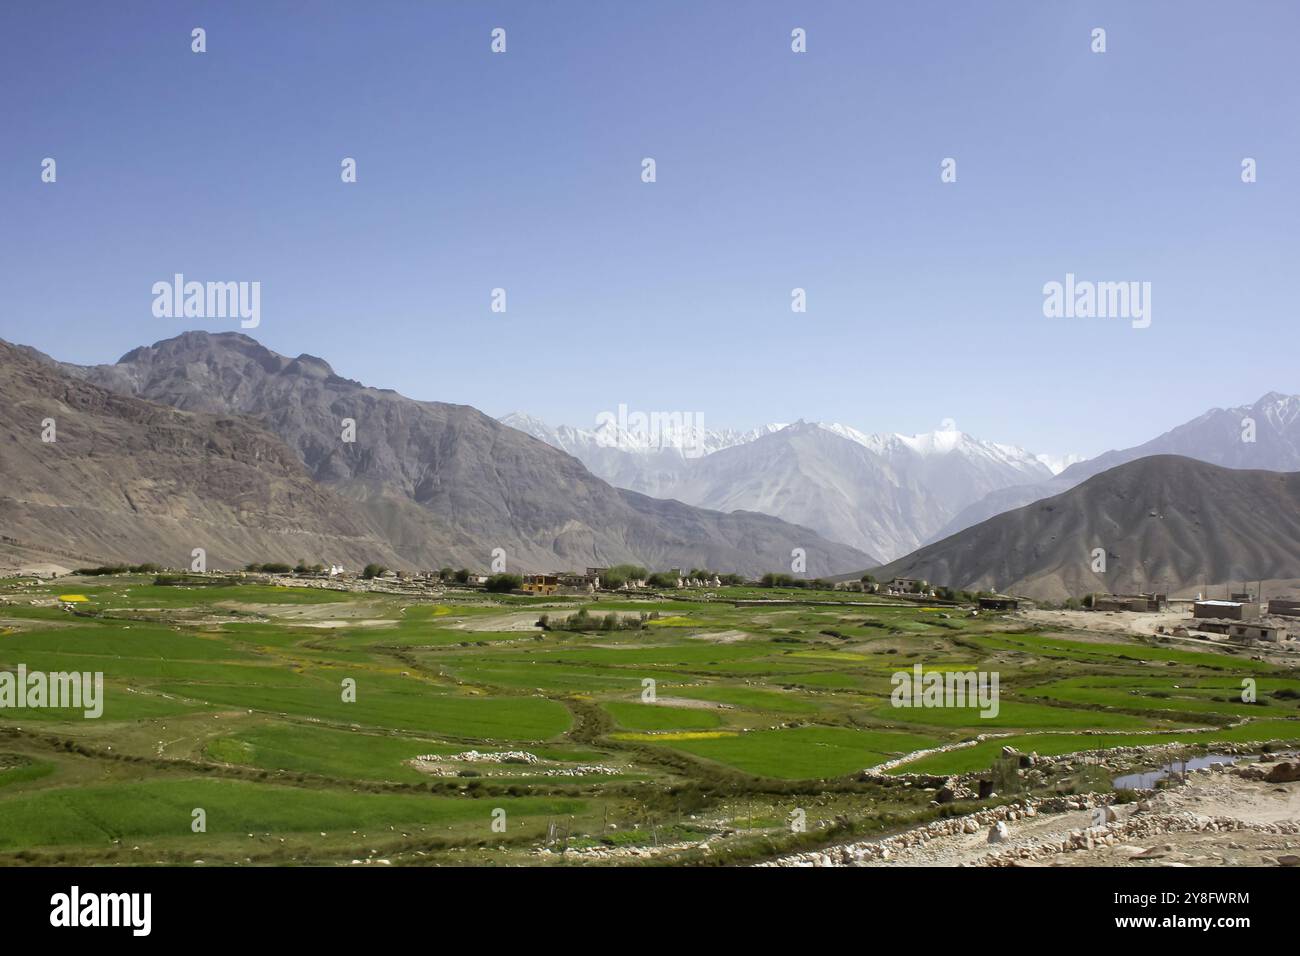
[2,0,1297,460]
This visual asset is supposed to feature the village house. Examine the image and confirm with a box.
[522,574,560,595]
[1193,599,1259,622]
[1267,599,1300,618]
[1228,622,1287,643]
[1091,593,1167,613]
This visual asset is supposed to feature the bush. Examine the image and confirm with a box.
[362,563,387,579]
[759,573,807,588]
[75,563,162,576]
[484,573,522,593]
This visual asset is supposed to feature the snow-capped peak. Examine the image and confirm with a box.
[1034,451,1086,475]
[502,412,1070,480]
[499,411,785,458]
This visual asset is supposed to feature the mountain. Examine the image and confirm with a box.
[52,332,871,575]
[1035,452,1086,475]
[870,455,1300,601]
[1060,392,1300,480]
[505,415,1053,560]
[0,339,403,571]
[497,412,785,498]
[935,392,1300,542]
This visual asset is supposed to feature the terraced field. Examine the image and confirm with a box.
[1,577,1297,865]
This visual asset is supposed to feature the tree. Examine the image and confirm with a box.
[454,568,471,584]
[603,564,647,589]
[485,573,522,593]
[362,563,387,579]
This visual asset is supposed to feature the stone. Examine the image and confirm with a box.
[1265,761,1300,783]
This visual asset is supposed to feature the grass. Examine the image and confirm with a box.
[603,701,722,731]
[2,575,1296,863]
[0,778,585,849]
[661,726,941,779]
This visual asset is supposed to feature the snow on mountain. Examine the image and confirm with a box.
[932,391,1300,546]
[500,412,783,460]
[499,413,1060,560]
[1035,452,1086,475]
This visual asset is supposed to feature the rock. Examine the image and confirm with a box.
[1277,855,1300,867]
[1265,761,1300,783]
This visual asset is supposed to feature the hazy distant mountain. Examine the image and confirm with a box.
[498,411,784,498]
[505,414,1054,560]
[56,332,870,576]
[935,392,1300,542]
[0,340,402,570]
[871,455,1300,602]
[1061,392,1300,480]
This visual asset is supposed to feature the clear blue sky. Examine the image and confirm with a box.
[2,1,1296,459]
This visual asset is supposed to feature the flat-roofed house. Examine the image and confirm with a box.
[1267,599,1300,618]
[522,574,559,595]
[1193,600,1259,622]
[1228,622,1286,642]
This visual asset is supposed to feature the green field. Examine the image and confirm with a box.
[1,575,1296,865]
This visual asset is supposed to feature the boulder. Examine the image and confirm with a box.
[1265,761,1300,783]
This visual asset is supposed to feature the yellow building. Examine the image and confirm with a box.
[522,574,559,595]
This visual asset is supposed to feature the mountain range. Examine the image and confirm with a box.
[1,332,871,576]
[6,330,1297,597]
[502,414,1058,560]
[507,392,1300,568]
[869,455,1300,601]
[934,392,1300,540]
[0,339,403,571]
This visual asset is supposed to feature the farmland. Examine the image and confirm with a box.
[1,577,1297,866]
